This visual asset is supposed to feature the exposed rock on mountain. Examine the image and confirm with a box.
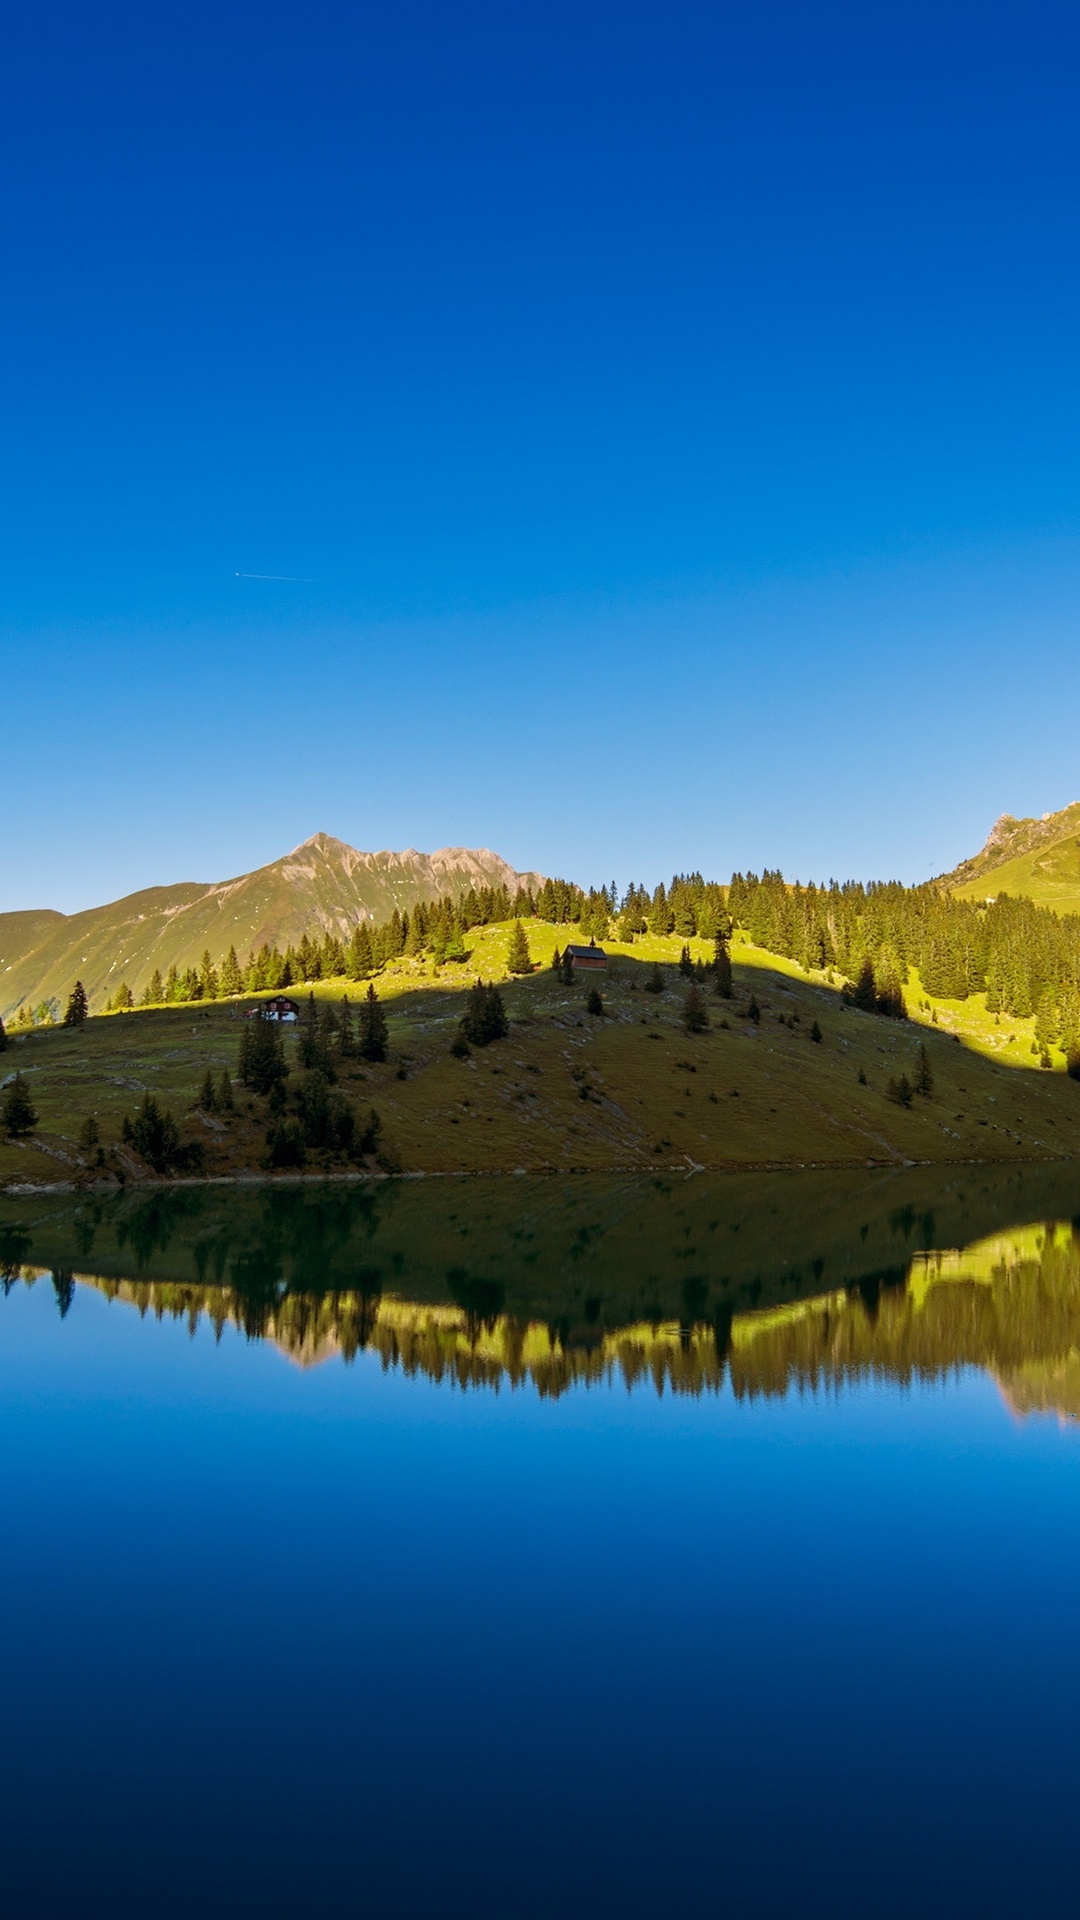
[0,834,543,1017]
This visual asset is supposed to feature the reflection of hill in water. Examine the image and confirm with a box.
[4,1170,1080,1411]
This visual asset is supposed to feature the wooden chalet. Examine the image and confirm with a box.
[564,942,607,971]
[245,995,301,1022]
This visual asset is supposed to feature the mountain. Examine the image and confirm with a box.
[0,834,543,1018]
[943,801,1080,912]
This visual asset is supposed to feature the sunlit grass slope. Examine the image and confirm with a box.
[948,800,1080,913]
[3,920,1080,1188]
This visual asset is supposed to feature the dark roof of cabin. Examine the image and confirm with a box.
[564,944,606,957]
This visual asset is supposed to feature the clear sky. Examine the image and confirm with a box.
[4,0,1080,912]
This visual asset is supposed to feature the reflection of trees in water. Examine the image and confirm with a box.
[39,1220,1080,1411]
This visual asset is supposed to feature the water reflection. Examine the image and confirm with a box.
[4,1168,1080,1412]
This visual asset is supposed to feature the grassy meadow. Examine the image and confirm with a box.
[3,918,1080,1189]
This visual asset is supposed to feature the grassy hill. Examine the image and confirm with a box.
[0,834,542,1021]
[3,921,1080,1190]
[945,801,1080,912]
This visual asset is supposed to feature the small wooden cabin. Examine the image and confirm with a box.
[564,943,607,971]
[245,995,301,1022]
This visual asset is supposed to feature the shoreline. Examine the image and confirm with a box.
[1,1150,1074,1200]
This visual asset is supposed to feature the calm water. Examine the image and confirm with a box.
[3,1169,1080,1919]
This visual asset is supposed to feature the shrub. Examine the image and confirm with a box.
[266,1120,305,1168]
[643,963,664,995]
[886,1074,913,1108]
[682,986,709,1034]
[810,1020,822,1043]
[747,997,761,1024]
[121,1095,186,1172]
[585,989,604,1017]
[292,1072,359,1154]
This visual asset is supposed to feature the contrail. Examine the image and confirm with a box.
[235,571,313,582]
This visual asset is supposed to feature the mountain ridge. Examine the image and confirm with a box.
[942,801,1080,910]
[0,835,544,1018]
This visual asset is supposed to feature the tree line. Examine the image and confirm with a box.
[96,876,599,1011]
[727,870,1080,1060]
[16,861,1080,1062]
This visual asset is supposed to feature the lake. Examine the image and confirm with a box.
[3,1166,1080,1918]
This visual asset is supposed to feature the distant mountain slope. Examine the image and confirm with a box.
[0,834,543,1018]
[944,802,1080,912]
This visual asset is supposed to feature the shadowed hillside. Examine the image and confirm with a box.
[4,925,1080,1188]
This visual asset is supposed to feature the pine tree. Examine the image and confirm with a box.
[358,983,389,1062]
[200,950,219,1000]
[585,988,604,1016]
[63,981,88,1027]
[551,946,562,972]
[348,923,374,980]
[644,962,664,995]
[915,1043,934,1097]
[459,981,508,1048]
[747,996,761,1024]
[221,947,243,997]
[682,986,709,1033]
[1,1073,38,1136]
[197,1068,217,1111]
[298,993,321,1069]
[238,1012,288,1095]
[318,1000,339,1079]
[810,1020,822,1043]
[678,944,694,978]
[851,958,878,1013]
[713,937,733,998]
[218,1069,235,1111]
[560,950,574,986]
[165,963,180,1002]
[507,920,532,974]
[337,995,356,1058]
[886,1073,913,1108]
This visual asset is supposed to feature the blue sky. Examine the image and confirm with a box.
[4,0,1080,911]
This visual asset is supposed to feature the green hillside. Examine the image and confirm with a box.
[3,923,1080,1191]
[0,835,541,1020]
[946,801,1080,912]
